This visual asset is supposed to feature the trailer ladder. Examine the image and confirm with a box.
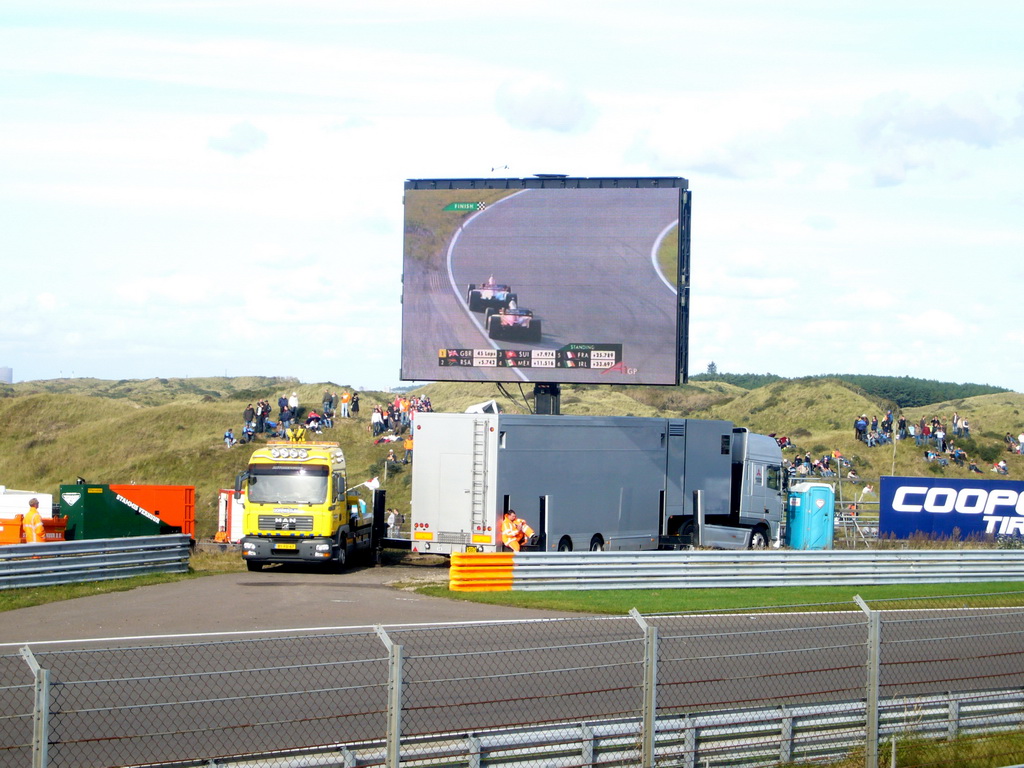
[470,418,488,536]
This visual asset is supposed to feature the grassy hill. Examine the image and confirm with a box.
[1,376,1020,538]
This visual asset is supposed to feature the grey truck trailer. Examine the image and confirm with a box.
[410,413,785,554]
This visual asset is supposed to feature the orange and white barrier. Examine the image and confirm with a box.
[449,552,514,591]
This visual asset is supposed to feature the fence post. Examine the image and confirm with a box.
[947,691,960,741]
[581,722,595,767]
[779,705,793,764]
[20,645,50,768]
[375,626,404,768]
[629,608,658,767]
[854,596,880,768]
[681,715,695,768]
[466,733,482,768]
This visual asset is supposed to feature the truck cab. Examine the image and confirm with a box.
[728,429,786,547]
[237,441,371,571]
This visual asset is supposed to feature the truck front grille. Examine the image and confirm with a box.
[257,515,315,531]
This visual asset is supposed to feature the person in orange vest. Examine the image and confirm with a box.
[339,390,353,418]
[23,498,45,544]
[500,509,534,552]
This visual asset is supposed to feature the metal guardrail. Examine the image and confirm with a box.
[41,687,1019,768]
[451,549,1024,591]
[0,535,191,590]
[375,688,1024,768]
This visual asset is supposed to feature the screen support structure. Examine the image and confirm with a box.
[534,383,561,415]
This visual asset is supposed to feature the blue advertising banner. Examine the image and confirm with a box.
[879,476,1024,539]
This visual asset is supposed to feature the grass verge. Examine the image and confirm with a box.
[807,731,1024,768]
[0,549,245,613]
[414,581,1024,615]
[5,547,1024,617]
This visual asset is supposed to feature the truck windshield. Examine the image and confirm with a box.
[248,465,329,505]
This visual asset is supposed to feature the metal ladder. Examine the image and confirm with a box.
[469,419,488,535]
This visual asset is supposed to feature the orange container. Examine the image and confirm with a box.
[43,517,67,542]
[109,485,196,537]
[0,516,24,545]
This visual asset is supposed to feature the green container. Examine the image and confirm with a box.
[58,484,184,540]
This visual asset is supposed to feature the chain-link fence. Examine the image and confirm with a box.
[3,592,1024,768]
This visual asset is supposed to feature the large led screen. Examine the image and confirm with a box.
[401,177,690,385]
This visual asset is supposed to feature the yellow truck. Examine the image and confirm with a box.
[236,441,373,571]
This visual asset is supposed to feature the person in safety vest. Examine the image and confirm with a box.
[23,498,45,544]
[500,509,534,552]
[287,422,307,443]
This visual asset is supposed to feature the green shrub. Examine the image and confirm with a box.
[975,444,1001,463]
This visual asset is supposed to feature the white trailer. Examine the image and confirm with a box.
[410,413,785,554]
[0,487,54,518]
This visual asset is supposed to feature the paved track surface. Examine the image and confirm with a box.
[0,561,580,646]
[5,562,1023,767]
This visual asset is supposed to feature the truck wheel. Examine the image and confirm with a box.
[246,560,265,572]
[589,535,605,552]
[557,536,573,552]
[748,527,770,550]
[334,535,349,571]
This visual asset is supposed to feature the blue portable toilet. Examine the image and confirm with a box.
[785,482,836,550]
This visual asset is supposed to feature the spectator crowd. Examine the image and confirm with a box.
[775,409,1021,482]
[222,389,436,456]
[224,389,367,446]
[370,395,433,438]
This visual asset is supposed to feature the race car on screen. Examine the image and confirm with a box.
[485,306,543,343]
[466,277,517,312]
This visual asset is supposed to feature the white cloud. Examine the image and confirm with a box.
[803,215,837,230]
[495,77,597,134]
[208,122,268,156]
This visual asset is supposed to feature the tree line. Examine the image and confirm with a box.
[690,371,1008,409]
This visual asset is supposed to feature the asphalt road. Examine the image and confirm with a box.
[0,559,580,647]
[4,566,1023,768]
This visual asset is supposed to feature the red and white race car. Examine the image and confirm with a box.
[485,306,542,342]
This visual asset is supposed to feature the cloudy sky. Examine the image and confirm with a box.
[3,1,1023,391]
